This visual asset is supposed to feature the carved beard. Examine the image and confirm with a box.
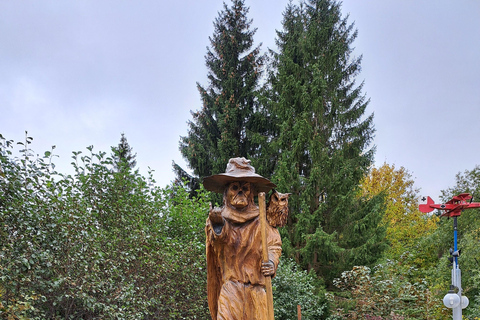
[225,182,253,210]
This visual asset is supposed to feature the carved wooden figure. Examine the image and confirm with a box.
[266,190,291,228]
[203,158,285,320]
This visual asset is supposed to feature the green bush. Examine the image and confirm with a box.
[0,134,210,319]
[272,257,329,320]
[330,260,441,320]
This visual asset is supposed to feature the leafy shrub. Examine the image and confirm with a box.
[272,258,329,320]
[0,134,210,319]
[331,260,441,320]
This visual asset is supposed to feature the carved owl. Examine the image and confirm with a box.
[266,190,290,227]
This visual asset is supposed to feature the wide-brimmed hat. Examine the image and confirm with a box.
[203,157,276,194]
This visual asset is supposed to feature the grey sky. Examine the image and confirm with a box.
[2,0,479,202]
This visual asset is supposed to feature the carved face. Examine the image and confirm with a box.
[226,181,253,209]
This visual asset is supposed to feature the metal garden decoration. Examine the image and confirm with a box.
[419,193,480,319]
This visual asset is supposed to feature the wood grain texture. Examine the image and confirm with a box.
[259,192,275,320]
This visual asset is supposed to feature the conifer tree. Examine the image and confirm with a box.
[270,0,387,284]
[112,133,137,172]
[177,0,268,188]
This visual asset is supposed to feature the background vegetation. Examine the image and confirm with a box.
[2,139,480,320]
[0,133,211,319]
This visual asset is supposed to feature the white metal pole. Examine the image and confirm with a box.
[453,267,462,320]
[452,217,462,320]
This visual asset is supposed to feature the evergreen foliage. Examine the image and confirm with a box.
[172,161,201,197]
[178,0,270,192]
[111,133,137,172]
[269,0,387,284]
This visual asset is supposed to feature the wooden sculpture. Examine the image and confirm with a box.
[203,157,287,320]
[266,190,291,228]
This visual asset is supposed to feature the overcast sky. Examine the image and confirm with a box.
[2,0,479,202]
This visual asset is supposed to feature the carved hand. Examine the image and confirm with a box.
[209,203,224,226]
[261,260,275,277]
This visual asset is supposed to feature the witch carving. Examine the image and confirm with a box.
[203,157,289,320]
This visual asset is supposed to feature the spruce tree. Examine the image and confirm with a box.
[177,0,268,188]
[108,133,138,226]
[112,133,137,172]
[270,0,387,284]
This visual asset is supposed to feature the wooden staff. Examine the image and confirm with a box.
[259,192,275,320]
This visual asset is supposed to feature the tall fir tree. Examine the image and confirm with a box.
[270,0,387,285]
[177,0,270,194]
[112,133,137,172]
[107,133,138,226]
